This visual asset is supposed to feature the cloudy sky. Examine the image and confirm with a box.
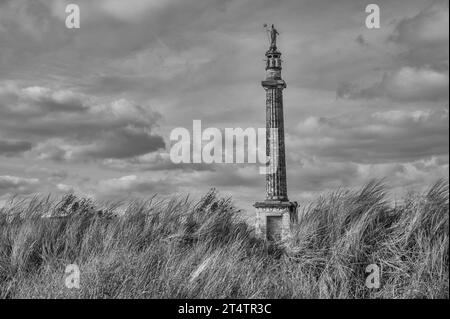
[0,0,448,214]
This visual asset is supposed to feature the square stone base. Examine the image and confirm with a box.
[254,200,298,241]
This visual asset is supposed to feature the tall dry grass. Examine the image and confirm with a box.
[0,180,448,298]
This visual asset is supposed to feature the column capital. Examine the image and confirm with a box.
[261,79,286,89]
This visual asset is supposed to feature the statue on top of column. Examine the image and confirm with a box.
[269,24,279,49]
[264,24,279,50]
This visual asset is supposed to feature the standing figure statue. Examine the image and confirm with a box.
[264,24,279,50]
[269,24,279,50]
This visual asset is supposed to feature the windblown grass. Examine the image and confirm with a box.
[0,180,448,299]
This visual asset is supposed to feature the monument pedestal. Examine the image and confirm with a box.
[254,201,298,241]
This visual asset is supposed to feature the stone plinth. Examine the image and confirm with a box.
[254,201,298,241]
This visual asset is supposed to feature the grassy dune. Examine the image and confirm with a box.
[0,180,448,299]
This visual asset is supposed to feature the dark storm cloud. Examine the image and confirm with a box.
[0,139,32,155]
[76,128,165,160]
[0,84,165,161]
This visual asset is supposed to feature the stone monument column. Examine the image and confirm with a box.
[254,25,298,241]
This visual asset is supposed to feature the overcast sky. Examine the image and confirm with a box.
[0,0,448,213]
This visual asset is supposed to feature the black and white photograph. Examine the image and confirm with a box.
[0,0,448,305]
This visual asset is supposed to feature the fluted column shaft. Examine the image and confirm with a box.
[265,86,287,201]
